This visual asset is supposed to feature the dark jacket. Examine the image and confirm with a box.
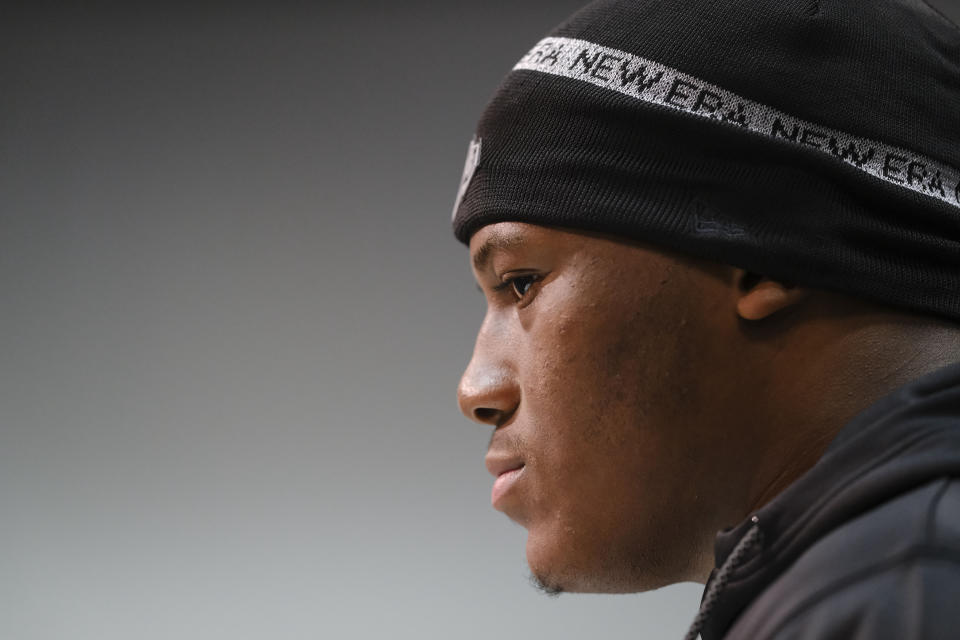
[686,361,960,640]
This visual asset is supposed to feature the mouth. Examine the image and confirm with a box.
[485,443,526,511]
[490,464,525,509]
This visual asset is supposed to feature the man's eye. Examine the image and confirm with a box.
[510,276,536,298]
[490,273,543,303]
[502,274,540,301]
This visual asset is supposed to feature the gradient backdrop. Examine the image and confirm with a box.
[3,1,959,638]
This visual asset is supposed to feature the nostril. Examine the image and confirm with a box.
[457,361,519,426]
[473,407,500,424]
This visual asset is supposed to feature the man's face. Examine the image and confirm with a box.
[458,222,744,592]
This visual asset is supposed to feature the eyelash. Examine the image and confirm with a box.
[493,274,542,303]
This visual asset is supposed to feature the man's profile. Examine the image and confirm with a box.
[450,0,960,638]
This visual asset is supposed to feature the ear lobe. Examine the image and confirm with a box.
[735,271,811,321]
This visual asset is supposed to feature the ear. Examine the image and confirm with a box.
[735,270,811,321]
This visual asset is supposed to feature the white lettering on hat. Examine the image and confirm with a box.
[452,136,482,221]
[514,37,960,211]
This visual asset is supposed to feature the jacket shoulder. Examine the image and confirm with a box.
[725,477,960,639]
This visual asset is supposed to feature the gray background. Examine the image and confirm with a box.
[2,2,958,638]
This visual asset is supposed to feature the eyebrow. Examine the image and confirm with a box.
[471,229,527,273]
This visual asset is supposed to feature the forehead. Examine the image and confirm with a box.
[470,223,531,271]
[468,222,601,268]
[468,221,734,302]
[468,221,669,273]
[470,222,548,251]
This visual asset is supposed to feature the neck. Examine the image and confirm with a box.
[743,304,960,518]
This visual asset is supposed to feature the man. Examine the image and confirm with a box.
[451,0,960,638]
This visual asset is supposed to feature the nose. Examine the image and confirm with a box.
[457,322,520,427]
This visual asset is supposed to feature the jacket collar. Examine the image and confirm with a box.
[700,360,960,639]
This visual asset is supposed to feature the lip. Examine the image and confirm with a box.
[490,465,525,508]
[485,444,526,509]
[486,450,525,509]
[485,453,525,478]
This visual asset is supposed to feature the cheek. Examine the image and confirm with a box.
[522,306,659,492]
[527,295,662,422]
[519,275,705,495]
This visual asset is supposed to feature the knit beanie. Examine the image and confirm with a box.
[451,0,960,322]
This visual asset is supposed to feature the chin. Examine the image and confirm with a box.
[525,525,690,594]
[525,530,662,594]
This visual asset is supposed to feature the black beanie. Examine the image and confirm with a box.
[451,0,960,322]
